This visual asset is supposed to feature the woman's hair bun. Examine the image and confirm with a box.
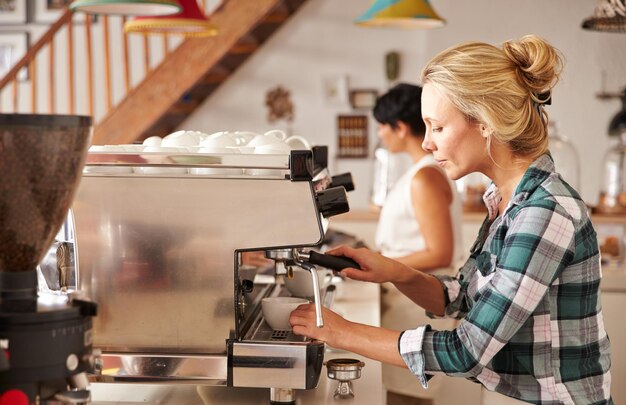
[502,35,563,97]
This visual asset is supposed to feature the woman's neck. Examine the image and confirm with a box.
[484,146,533,215]
[405,137,429,163]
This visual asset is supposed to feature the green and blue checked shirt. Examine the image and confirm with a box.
[399,154,613,404]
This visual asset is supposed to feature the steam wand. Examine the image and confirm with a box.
[265,248,362,329]
[292,249,361,329]
[292,259,324,328]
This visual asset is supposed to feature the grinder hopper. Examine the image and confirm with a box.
[0,114,96,403]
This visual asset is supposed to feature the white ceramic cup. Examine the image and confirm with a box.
[263,129,288,141]
[245,142,291,176]
[246,133,286,148]
[284,135,311,150]
[284,268,333,298]
[261,297,309,330]
[161,130,202,148]
[142,136,162,147]
[253,142,292,155]
[201,133,240,148]
[231,131,259,146]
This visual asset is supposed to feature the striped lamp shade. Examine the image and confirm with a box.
[125,0,218,37]
[355,0,445,29]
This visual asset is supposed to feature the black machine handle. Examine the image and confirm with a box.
[307,251,361,272]
[329,172,355,192]
[315,186,349,218]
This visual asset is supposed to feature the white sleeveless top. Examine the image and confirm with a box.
[375,154,463,267]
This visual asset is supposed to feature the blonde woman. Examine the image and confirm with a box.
[373,83,463,405]
[291,35,613,404]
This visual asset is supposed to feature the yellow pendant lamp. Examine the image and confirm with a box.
[355,0,445,29]
[69,0,181,16]
[125,0,218,37]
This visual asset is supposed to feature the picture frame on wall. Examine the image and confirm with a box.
[0,0,27,24]
[34,0,86,23]
[0,32,29,81]
[349,89,378,110]
[322,75,349,106]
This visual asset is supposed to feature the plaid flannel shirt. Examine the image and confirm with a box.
[398,154,613,404]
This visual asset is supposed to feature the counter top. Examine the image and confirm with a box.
[335,208,626,225]
[333,209,626,293]
[89,280,383,405]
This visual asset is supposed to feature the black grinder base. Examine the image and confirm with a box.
[0,270,96,403]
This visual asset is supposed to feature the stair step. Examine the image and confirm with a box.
[93,0,311,145]
[229,42,259,55]
[202,72,230,85]
[263,12,289,24]
[168,102,202,115]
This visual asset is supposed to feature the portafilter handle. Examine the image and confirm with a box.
[292,260,324,328]
[296,250,361,272]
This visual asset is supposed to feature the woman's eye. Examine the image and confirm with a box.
[432,127,443,133]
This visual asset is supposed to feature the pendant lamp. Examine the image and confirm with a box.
[125,0,218,37]
[582,0,626,33]
[69,0,181,16]
[355,0,445,29]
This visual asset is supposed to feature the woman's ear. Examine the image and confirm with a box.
[396,121,410,139]
[480,125,493,139]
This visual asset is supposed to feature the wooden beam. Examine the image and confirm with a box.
[93,0,281,145]
[201,71,230,85]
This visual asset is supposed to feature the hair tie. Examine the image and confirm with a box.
[533,91,551,114]
[535,91,552,105]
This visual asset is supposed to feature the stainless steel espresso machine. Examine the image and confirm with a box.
[62,147,356,403]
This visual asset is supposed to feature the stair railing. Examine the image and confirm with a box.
[0,8,182,123]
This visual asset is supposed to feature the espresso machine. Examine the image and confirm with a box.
[0,114,97,404]
[62,146,355,403]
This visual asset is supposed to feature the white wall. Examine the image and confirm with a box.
[180,0,626,209]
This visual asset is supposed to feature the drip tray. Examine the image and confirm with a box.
[249,327,307,343]
[242,284,336,343]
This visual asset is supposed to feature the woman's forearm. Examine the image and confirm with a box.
[334,321,407,368]
[391,266,447,316]
[394,249,452,273]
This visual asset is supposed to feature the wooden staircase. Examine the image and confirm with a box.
[0,0,309,145]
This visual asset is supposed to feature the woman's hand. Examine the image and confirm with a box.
[241,251,274,268]
[326,245,408,284]
[290,303,408,367]
[290,304,351,348]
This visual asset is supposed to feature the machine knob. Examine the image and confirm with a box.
[316,186,349,218]
[241,279,254,294]
[329,173,355,192]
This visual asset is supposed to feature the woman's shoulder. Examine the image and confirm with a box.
[512,173,589,226]
[410,166,453,201]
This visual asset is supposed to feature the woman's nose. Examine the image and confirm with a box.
[422,131,435,152]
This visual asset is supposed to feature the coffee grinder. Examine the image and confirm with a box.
[0,114,97,404]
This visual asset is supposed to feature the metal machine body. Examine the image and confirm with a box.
[62,149,349,395]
